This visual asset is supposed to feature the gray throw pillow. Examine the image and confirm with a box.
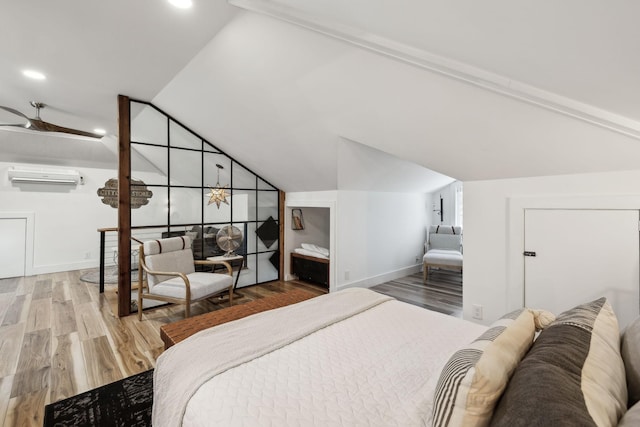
[618,401,640,427]
[622,316,640,407]
[490,297,627,427]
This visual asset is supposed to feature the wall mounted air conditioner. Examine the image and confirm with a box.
[8,166,83,185]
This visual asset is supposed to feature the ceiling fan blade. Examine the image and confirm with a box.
[29,119,103,139]
[0,105,29,120]
[0,123,29,128]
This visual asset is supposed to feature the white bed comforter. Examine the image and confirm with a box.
[154,288,486,427]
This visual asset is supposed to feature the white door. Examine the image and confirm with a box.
[0,218,27,279]
[524,209,639,329]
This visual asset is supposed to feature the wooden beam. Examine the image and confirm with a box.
[279,190,285,281]
[117,95,131,317]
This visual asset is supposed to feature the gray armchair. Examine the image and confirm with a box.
[423,225,463,282]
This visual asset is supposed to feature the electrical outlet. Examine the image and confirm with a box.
[84,251,91,259]
[472,304,483,320]
[344,270,350,280]
[415,256,420,263]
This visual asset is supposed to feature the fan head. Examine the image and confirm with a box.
[216,225,243,256]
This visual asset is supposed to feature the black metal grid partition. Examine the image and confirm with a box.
[128,100,281,289]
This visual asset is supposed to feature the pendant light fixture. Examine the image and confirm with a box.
[207,164,230,208]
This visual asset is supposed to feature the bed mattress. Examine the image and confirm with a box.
[154,288,486,426]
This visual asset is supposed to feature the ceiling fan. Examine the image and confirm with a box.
[0,101,103,139]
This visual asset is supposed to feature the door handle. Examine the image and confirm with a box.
[523,251,537,257]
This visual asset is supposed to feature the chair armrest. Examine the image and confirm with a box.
[195,260,233,276]
[139,261,190,289]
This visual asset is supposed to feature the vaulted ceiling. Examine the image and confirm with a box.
[2,0,639,192]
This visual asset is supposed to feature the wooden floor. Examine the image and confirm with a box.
[371,269,463,317]
[0,267,461,426]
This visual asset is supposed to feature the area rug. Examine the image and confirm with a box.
[80,267,139,285]
[43,369,153,427]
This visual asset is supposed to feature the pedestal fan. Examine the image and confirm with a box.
[216,225,243,256]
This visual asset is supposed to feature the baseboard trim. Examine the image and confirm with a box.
[30,260,99,276]
[336,264,421,292]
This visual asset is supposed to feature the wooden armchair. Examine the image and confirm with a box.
[137,236,233,320]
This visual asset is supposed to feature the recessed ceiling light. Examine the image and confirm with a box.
[168,0,192,9]
[23,69,46,80]
[93,128,107,135]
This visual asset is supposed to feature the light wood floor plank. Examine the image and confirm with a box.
[1,294,31,326]
[0,294,13,325]
[0,375,13,426]
[10,366,49,398]
[15,329,51,373]
[50,334,82,402]
[100,305,154,377]
[0,277,20,294]
[15,275,35,297]
[81,335,123,389]
[0,323,25,378]
[128,315,165,351]
[25,298,51,333]
[67,276,92,305]
[5,389,48,427]
[51,299,77,337]
[74,302,105,341]
[51,280,71,303]
[32,279,52,300]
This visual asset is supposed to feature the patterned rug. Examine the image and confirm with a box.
[43,369,153,427]
[79,267,139,285]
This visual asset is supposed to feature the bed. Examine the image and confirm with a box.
[153,288,640,427]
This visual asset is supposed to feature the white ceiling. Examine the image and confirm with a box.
[2,0,640,191]
[249,0,640,123]
[0,0,237,136]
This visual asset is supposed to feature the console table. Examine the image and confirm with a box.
[207,254,244,291]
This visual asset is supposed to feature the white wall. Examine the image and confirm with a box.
[424,192,435,249]
[288,207,330,252]
[336,191,427,290]
[0,161,118,274]
[464,169,640,325]
[286,190,427,291]
[429,180,461,226]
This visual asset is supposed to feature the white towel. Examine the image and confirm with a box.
[301,243,330,257]
[294,248,329,260]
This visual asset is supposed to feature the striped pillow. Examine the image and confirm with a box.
[432,308,554,427]
[490,298,627,427]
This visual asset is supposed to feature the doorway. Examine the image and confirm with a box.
[0,215,27,278]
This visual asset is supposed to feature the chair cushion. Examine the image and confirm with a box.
[151,272,233,300]
[143,236,192,255]
[429,233,462,251]
[424,249,463,267]
[145,249,196,288]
